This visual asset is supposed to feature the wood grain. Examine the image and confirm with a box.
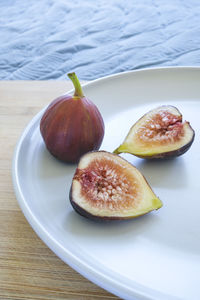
[0,81,120,300]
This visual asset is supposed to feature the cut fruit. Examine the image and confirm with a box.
[70,151,162,220]
[114,105,195,159]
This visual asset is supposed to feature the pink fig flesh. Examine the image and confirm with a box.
[70,151,162,220]
[114,106,195,159]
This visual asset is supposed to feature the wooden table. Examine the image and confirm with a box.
[0,81,119,300]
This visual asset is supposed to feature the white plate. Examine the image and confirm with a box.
[12,67,200,300]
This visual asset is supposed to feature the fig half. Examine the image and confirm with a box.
[114,106,195,159]
[70,151,162,220]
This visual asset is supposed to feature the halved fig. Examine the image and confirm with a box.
[70,151,162,220]
[114,106,195,159]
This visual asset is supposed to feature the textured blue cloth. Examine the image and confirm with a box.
[1,0,200,80]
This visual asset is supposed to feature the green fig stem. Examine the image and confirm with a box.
[68,72,84,98]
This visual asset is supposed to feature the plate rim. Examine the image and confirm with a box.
[12,66,200,300]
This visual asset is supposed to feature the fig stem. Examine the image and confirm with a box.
[68,72,84,98]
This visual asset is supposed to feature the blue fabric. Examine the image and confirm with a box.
[1,0,200,80]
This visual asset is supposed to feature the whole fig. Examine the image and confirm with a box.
[40,72,104,163]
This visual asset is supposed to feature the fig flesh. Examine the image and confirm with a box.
[70,151,162,220]
[114,106,195,159]
[40,72,104,163]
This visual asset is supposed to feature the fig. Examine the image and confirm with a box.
[114,106,195,159]
[70,151,162,220]
[40,72,104,163]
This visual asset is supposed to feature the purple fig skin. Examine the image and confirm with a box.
[40,94,105,163]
